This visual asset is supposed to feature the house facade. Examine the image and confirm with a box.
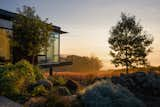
[0,9,67,66]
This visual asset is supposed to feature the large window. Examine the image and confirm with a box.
[0,18,12,61]
[48,32,60,62]
[0,18,13,29]
[0,28,12,61]
[38,32,60,63]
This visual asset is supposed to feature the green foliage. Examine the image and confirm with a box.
[12,6,52,64]
[108,13,153,73]
[55,76,67,85]
[48,76,67,86]
[33,66,44,80]
[64,55,103,72]
[0,60,44,98]
[0,68,20,96]
[31,85,48,96]
[80,75,95,86]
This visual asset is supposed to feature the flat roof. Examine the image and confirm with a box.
[0,9,67,34]
[0,9,16,20]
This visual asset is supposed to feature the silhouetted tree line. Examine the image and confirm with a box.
[63,55,103,72]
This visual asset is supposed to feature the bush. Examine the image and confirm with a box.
[48,76,67,86]
[33,66,44,81]
[80,74,96,85]
[31,85,48,96]
[80,80,145,107]
[0,60,44,98]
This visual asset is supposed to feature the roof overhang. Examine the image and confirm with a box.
[0,9,67,34]
[52,25,67,34]
[0,9,16,20]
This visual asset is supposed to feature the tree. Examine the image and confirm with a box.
[108,13,153,73]
[63,55,103,72]
[12,6,52,64]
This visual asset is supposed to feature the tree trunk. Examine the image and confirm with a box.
[126,65,129,74]
[125,48,129,74]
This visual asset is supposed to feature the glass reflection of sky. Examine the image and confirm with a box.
[47,32,60,62]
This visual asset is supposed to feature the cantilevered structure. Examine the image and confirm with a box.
[0,9,71,75]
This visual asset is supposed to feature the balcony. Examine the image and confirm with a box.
[38,54,72,75]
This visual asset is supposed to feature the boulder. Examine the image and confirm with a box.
[111,76,119,84]
[56,87,71,96]
[0,96,22,107]
[111,71,160,98]
[135,72,146,77]
[134,72,146,84]
[24,96,47,107]
[81,80,145,107]
[128,78,136,88]
[148,71,157,78]
[65,79,80,94]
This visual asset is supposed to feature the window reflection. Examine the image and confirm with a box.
[38,32,60,63]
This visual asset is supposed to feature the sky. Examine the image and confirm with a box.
[0,0,160,69]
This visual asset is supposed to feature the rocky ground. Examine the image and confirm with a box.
[111,71,160,107]
[1,70,160,107]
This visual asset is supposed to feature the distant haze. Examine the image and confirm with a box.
[1,0,160,69]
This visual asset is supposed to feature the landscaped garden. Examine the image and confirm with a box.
[0,4,160,107]
[1,60,160,107]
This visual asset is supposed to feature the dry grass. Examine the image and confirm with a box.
[42,65,160,82]
[43,69,160,87]
[43,70,121,81]
[43,68,160,81]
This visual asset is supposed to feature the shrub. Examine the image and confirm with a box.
[0,60,44,98]
[48,76,67,86]
[31,85,48,96]
[80,74,96,85]
[33,66,44,81]
[80,80,145,107]
[0,69,20,96]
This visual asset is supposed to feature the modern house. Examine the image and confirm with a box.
[0,9,71,74]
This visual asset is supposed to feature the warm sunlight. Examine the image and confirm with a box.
[0,1,160,107]
[1,0,160,69]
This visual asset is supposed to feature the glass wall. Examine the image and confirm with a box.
[0,18,12,62]
[0,18,13,29]
[48,32,60,62]
[38,32,60,63]
[0,28,12,61]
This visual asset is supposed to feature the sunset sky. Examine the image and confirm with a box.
[0,0,160,69]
